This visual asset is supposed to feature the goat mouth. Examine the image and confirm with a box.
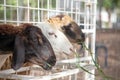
[42,63,52,70]
[76,39,82,44]
[28,58,54,70]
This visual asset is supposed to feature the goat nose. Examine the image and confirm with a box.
[77,33,85,44]
[12,63,21,70]
[42,64,52,70]
[81,33,85,42]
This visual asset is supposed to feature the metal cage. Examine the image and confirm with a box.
[0,0,97,80]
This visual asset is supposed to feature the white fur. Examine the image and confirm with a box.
[36,22,73,55]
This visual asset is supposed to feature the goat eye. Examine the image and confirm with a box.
[61,27,65,30]
[33,38,37,42]
[39,38,43,44]
[65,27,70,31]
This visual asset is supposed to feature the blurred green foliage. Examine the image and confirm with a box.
[0,0,56,20]
[98,0,120,28]
[104,0,120,10]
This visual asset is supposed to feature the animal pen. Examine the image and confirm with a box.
[0,0,97,80]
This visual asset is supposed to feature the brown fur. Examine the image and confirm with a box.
[0,23,34,35]
[0,24,23,35]
[47,14,73,29]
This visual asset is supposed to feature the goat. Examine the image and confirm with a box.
[0,23,56,70]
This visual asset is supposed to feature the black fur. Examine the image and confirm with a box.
[0,24,56,70]
[62,22,85,43]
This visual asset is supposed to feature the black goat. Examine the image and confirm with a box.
[0,24,56,70]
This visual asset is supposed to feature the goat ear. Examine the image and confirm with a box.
[11,35,25,70]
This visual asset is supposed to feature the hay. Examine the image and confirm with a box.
[0,52,12,70]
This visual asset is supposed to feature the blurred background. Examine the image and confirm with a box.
[96,0,120,80]
[97,0,120,29]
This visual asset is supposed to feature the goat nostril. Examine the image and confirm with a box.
[76,39,81,42]
[70,48,74,52]
[81,33,85,41]
[42,64,52,70]
[76,39,80,41]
